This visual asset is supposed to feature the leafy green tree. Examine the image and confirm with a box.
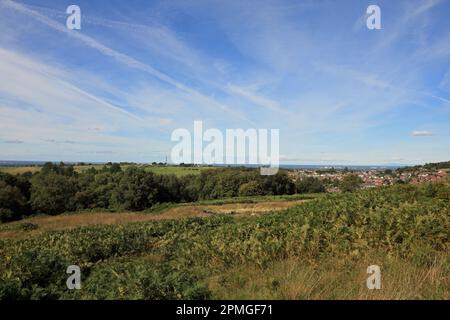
[340,174,363,192]
[110,167,158,210]
[179,175,200,202]
[261,172,295,195]
[0,172,17,186]
[239,181,264,196]
[0,181,28,222]
[73,173,97,210]
[109,163,122,174]
[30,172,78,214]
[0,172,31,199]
[91,172,121,208]
[295,177,325,194]
[41,162,76,176]
[154,174,183,203]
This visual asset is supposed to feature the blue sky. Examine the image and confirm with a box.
[0,0,449,165]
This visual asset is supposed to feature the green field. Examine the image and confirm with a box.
[143,165,217,176]
[0,164,216,177]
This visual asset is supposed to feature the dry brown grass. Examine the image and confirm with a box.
[0,166,41,175]
[200,200,306,216]
[209,252,450,300]
[0,165,107,175]
[0,200,307,240]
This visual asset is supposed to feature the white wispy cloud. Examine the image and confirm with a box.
[0,0,448,163]
[409,0,443,18]
[0,47,142,121]
[0,47,171,157]
[429,94,450,104]
[315,63,390,89]
[0,0,250,123]
[412,131,434,136]
[226,84,286,112]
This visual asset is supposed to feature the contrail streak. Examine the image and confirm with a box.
[0,0,250,123]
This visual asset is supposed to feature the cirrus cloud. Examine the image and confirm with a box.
[412,131,434,136]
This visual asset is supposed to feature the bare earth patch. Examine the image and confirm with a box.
[0,200,307,240]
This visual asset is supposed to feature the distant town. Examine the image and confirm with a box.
[289,162,450,192]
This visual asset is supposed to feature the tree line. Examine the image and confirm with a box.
[0,163,331,222]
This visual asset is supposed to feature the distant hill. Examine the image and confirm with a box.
[398,161,450,172]
[422,161,450,170]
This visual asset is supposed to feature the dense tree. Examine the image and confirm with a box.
[91,172,121,208]
[110,167,158,211]
[41,162,76,176]
[179,175,201,202]
[73,173,97,210]
[108,163,122,174]
[261,172,295,195]
[295,177,325,194]
[0,172,31,199]
[154,174,184,203]
[0,163,323,220]
[340,174,363,192]
[30,172,78,215]
[0,181,28,222]
[239,181,264,196]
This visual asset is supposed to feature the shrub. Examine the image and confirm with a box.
[1,248,69,299]
[73,261,211,300]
